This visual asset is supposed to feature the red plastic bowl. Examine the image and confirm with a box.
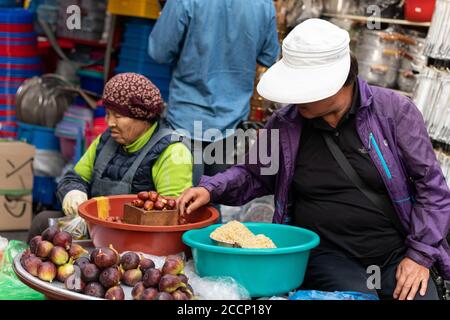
[78,195,219,256]
[404,0,436,22]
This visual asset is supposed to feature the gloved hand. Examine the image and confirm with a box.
[62,190,88,216]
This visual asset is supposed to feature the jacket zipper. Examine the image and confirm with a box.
[368,132,392,180]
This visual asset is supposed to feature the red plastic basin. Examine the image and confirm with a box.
[78,195,219,256]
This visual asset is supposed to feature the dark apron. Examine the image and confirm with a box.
[90,127,177,197]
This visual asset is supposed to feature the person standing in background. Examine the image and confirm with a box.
[149,0,280,184]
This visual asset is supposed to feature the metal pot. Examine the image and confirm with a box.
[355,44,401,67]
[357,29,401,49]
[358,60,398,88]
[397,69,417,92]
[323,0,357,14]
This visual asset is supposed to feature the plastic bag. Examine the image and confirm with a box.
[48,215,88,240]
[184,260,250,300]
[0,240,46,300]
[289,290,379,300]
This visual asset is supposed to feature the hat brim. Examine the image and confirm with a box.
[257,54,351,104]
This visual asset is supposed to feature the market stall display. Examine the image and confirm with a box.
[424,0,450,60]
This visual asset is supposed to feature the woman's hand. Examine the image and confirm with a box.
[177,187,211,221]
[394,257,430,300]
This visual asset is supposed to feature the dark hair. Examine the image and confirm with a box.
[344,53,359,87]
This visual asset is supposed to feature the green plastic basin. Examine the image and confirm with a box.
[182,222,320,297]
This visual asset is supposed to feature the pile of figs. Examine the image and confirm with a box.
[21,227,194,300]
[131,191,177,211]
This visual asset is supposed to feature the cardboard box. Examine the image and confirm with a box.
[0,142,35,231]
[0,195,33,231]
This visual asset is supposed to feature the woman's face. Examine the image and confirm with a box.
[105,109,151,145]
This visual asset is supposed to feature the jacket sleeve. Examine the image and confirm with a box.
[56,137,101,203]
[148,0,189,64]
[199,116,279,206]
[395,97,450,268]
[256,2,280,68]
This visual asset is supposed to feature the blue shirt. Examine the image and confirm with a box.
[148,0,280,141]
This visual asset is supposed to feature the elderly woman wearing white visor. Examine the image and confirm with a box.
[178,19,450,300]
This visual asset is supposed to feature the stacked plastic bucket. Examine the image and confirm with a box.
[0,8,41,139]
[115,20,172,101]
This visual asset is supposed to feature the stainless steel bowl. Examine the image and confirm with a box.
[359,60,398,88]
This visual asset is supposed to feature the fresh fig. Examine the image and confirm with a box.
[153,200,165,211]
[148,191,158,202]
[41,227,58,242]
[38,261,57,282]
[144,200,154,211]
[90,248,100,263]
[83,282,105,298]
[99,267,121,288]
[74,256,91,269]
[22,255,42,277]
[132,199,144,208]
[81,263,101,282]
[166,199,177,210]
[122,268,142,287]
[36,240,54,259]
[29,236,42,255]
[172,289,189,300]
[137,191,149,201]
[105,286,125,300]
[65,269,86,292]
[142,268,162,288]
[159,274,185,293]
[94,247,118,268]
[132,282,146,300]
[162,258,184,275]
[178,274,189,285]
[155,292,174,300]
[50,246,69,266]
[57,263,75,282]
[53,231,72,250]
[141,287,159,300]
[69,244,88,260]
[120,252,140,270]
[139,258,155,273]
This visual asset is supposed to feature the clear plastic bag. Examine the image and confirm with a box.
[184,260,250,300]
[48,215,88,240]
[0,240,46,300]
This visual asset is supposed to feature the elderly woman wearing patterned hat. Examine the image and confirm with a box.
[28,73,193,238]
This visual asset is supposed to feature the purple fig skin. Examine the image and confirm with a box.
[120,252,140,270]
[50,246,69,266]
[52,231,72,250]
[37,261,57,282]
[22,255,42,277]
[141,287,159,300]
[181,284,195,299]
[94,247,118,269]
[41,227,58,242]
[99,267,121,289]
[178,274,189,284]
[83,282,105,298]
[20,249,32,267]
[69,244,88,260]
[65,272,86,292]
[162,258,184,276]
[105,286,125,300]
[57,263,75,282]
[81,263,101,283]
[90,248,100,263]
[122,268,143,287]
[159,274,185,293]
[29,236,42,255]
[74,256,90,269]
[172,290,189,300]
[142,268,162,288]
[132,282,146,300]
[155,292,174,300]
[36,240,54,259]
[139,258,155,273]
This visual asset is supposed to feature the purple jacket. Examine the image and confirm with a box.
[200,77,450,279]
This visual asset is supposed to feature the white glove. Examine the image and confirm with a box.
[62,190,88,216]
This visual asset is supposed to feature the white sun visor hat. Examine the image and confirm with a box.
[257,18,351,104]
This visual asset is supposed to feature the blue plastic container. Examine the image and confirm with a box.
[182,222,320,297]
[33,175,56,205]
[0,56,40,64]
[17,122,60,151]
[0,68,40,77]
[78,69,104,95]
[0,9,33,23]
